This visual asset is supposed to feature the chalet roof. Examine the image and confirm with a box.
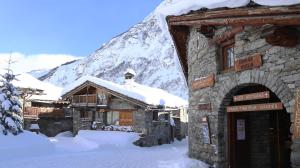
[0,72,63,101]
[164,1,300,80]
[61,76,188,108]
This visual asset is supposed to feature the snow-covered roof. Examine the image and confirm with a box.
[15,73,63,101]
[0,71,62,101]
[124,68,136,76]
[62,76,187,108]
[158,0,300,16]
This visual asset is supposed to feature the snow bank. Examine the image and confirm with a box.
[62,75,187,107]
[77,130,139,148]
[51,130,139,152]
[0,131,54,161]
[55,131,73,137]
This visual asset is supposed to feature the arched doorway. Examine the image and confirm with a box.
[221,83,291,168]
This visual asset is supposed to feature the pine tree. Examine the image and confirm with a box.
[0,69,23,135]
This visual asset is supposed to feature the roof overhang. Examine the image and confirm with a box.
[166,5,300,80]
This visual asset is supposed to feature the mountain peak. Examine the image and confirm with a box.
[41,1,188,99]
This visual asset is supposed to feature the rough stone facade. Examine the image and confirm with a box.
[187,26,300,167]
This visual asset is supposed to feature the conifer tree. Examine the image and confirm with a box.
[0,66,23,135]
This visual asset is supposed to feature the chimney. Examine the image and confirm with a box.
[124,68,136,85]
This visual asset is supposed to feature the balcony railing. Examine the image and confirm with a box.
[24,107,64,118]
[72,94,107,106]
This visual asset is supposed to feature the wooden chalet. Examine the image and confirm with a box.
[62,70,188,146]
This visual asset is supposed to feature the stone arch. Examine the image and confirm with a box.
[215,69,294,167]
[217,69,294,114]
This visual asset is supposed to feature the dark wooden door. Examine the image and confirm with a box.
[229,113,250,168]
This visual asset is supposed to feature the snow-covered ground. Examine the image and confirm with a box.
[0,130,207,168]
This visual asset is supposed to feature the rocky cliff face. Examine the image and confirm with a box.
[40,0,188,99]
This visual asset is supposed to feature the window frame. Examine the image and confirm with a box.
[220,39,235,72]
[80,111,89,119]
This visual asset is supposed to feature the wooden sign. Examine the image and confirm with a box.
[233,91,270,102]
[198,103,212,112]
[294,88,300,139]
[192,74,215,90]
[235,53,262,72]
[227,102,283,113]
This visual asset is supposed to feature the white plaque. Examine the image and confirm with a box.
[237,119,246,140]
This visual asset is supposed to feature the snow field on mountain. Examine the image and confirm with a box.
[0,130,207,168]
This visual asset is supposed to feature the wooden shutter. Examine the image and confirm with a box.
[119,111,133,126]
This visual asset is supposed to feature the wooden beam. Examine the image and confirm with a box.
[265,27,299,47]
[167,5,300,23]
[168,25,189,80]
[169,15,300,26]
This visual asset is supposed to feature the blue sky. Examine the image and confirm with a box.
[0,0,162,57]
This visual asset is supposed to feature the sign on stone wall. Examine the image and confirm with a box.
[294,88,300,139]
[227,102,283,112]
[235,53,262,72]
[201,117,211,144]
[233,91,270,102]
[192,74,215,90]
[198,103,212,112]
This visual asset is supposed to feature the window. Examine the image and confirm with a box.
[106,111,119,125]
[80,111,89,119]
[153,111,158,121]
[163,114,169,121]
[221,40,235,71]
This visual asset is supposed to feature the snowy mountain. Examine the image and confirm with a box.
[40,0,188,99]
[28,69,51,79]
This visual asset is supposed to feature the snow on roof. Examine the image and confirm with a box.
[124,68,136,76]
[0,71,62,101]
[158,0,300,16]
[62,75,187,108]
[16,73,63,101]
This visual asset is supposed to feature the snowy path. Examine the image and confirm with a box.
[0,131,207,168]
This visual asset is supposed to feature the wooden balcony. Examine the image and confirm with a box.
[24,107,64,119]
[72,94,108,107]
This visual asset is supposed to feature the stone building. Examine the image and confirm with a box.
[61,70,188,146]
[167,3,300,168]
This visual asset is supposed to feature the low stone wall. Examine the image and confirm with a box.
[134,121,174,147]
[38,118,73,137]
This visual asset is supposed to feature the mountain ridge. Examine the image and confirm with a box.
[40,0,188,99]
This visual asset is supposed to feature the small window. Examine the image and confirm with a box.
[80,111,89,119]
[164,114,169,121]
[221,40,235,71]
[153,111,158,121]
[106,111,119,125]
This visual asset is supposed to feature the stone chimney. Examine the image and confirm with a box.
[124,68,136,85]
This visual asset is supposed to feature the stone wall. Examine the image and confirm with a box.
[187,26,300,167]
[73,108,94,134]
[38,118,73,137]
[24,118,73,137]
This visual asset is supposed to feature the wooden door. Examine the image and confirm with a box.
[229,113,250,168]
[119,111,133,126]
